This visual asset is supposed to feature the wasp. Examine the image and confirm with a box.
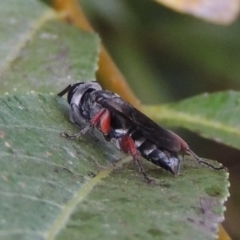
[58,81,223,181]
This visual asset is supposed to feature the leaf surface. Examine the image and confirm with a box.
[0,93,228,240]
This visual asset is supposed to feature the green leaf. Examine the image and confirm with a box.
[0,93,229,240]
[0,0,99,94]
[0,1,229,239]
[143,91,240,150]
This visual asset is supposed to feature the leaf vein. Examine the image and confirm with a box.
[0,9,58,77]
[45,156,132,240]
[0,191,63,208]
[0,229,45,237]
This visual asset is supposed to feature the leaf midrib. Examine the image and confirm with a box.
[45,156,132,240]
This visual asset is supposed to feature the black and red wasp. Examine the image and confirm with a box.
[58,81,223,181]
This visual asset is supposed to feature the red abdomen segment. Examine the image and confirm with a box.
[119,135,138,157]
[119,135,152,181]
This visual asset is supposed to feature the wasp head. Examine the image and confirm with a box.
[58,81,102,105]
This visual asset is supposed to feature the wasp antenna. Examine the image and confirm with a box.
[57,85,72,97]
[187,149,224,171]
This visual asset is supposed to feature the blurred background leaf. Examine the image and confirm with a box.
[154,0,240,24]
[143,91,240,150]
[0,0,99,94]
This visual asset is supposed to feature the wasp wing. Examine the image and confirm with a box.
[95,91,181,152]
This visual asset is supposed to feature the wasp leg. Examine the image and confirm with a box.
[187,149,225,171]
[60,124,93,140]
[61,109,111,140]
[119,135,152,182]
[134,154,152,183]
[90,108,111,135]
[80,124,93,135]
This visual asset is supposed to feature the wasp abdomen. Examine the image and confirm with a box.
[129,128,180,175]
[147,148,180,175]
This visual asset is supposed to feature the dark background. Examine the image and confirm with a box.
[81,0,240,239]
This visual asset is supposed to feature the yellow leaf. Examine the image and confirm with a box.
[154,0,240,24]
